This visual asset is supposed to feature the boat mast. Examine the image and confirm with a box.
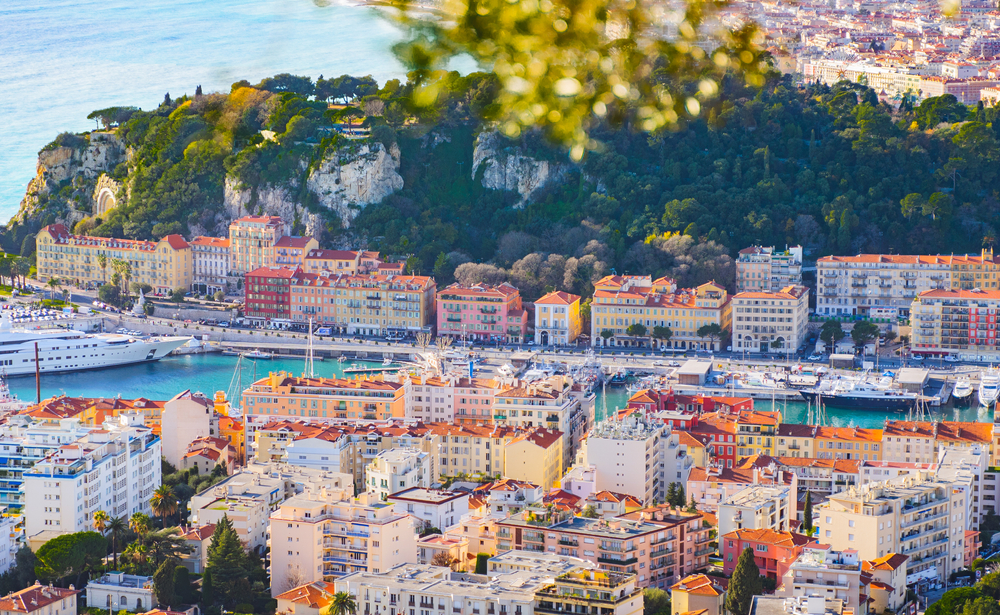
[305,317,315,378]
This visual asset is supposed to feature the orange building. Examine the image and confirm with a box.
[242,372,406,420]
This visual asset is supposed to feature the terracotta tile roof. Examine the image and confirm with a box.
[191,236,231,248]
[509,428,563,449]
[778,424,816,438]
[535,291,581,305]
[772,457,862,473]
[678,432,710,448]
[180,523,216,541]
[863,553,908,571]
[670,574,723,596]
[274,581,337,607]
[920,289,1000,299]
[163,235,191,250]
[275,236,315,248]
[723,528,814,548]
[0,583,79,613]
[306,249,359,260]
[246,266,300,279]
[869,581,895,591]
[544,489,581,511]
[883,420,991,443]
[734,285,808,300]
[590,491,643,506]
[232,215,283,226]
[815,426,884,442]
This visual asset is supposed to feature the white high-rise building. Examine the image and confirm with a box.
[23,415,161,539]
[0,416,93,513]
[365,448,431,501]
[268,487,417,597]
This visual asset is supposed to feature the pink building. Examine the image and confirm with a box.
[436,283,527,343]
[721,528,815,581]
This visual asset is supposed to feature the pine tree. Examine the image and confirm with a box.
[686,497,698,513]
[206,515,248,605]
[200,569,214,606]
[673,484,686,508]
[803,492,814,535]
[726,547,764,615]
[666,483,678,507]
[173,565,192,604]
[153,558,176,607]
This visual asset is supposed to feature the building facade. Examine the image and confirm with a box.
[23,416,161,538]
[436,283,528,343]
[35,224,192,293]
[731,286,810,355]
[245,266,299,323]
[590,276,731,350]
[243,373,406,421]
[229,215,286,276]
[365,448,431,500]
[190,236,231,295]
[911,289,1000,359]
[736,246,803,293]
[534,291,582,346]
[275,236,320,268]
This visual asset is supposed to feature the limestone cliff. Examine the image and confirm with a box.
[471,130,569,208]
[13,132,125,227]
[306,141,403,227]
[223,178,327,241]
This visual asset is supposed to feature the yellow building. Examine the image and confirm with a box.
[242,372,406,420]
[776,425,884,461]
[733,409,782,458]
[502,428,564,489]
[36,224,192,293]
[534,291,582,346]
[590,276,731,350]
[670,574,725,615]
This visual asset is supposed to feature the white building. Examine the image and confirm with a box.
[0,416,93,512]
[559,465,597,500]
[0,516,20,575]
[815,254,954,318]
[365,448,431,501]
[777,546,865,612]
[717,485,795,537]
[23,415,160,539]
[731,286,810,355]
[85,573,156,612]
[160,390,213,469]
[582,413,693,504]
[387,488,470,533]
[190,236,232,295]
[936,446,988,528]
[736,246,803,293]
[268,487,417,597]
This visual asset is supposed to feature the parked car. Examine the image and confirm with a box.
[807,353,823,361]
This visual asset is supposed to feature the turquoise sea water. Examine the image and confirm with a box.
[0,0,423,220]
[6,353,993,428]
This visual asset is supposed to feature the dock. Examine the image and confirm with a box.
[671,384,805,401]
[343,365,406,374]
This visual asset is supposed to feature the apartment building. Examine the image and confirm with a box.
[497,507,683,588]
[388,488,470,532]
[862,554,910,614]
[493,375,595,470]
[333,557,641,615]
[731,286,810,355]
[881,420,992,465]
[268,487,417,596]
[275,236,320,268]
[365,448,431,500]
[670,575,725,615]
[720,528,815,581]
[717,485,795,536]
[534,291,582,346]
[0,416,93,512]
[399,374,498,425]
[474,479,544,516]
[229,215,286,276]
[687,463,797,513]
[911,288,1000,359]
[35,224,192,293]
[618,505,714,577]
[763,458,861,498]
[160,389,213,468]
[22,415,160,538]
[436,283,528,343]
[504,429,564,490]
[590,276,732,351]
[775,425,884,461]
[776,546,867,612]
[582,413,693,504]
[245,266,299,322]
[190,236,232,295]
[243,372,407,421]
[730,410,782,459]
[736,246,803,293]
[289,272,436,337]
[304,250,387,275]
[816,254,953,318]
[816,475,967,582]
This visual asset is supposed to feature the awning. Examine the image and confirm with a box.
[906,567,938,585]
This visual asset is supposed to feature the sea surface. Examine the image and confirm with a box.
[5,353,994,428]
[0,0,443,221]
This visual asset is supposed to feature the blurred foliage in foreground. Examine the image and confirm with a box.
[392,0,767,158]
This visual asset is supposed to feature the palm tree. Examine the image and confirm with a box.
[321,592,358,615]
[130,512,152,536]
[149,485,177,529]
[107,516,126,571]
[123,542,150,574]
[92,509,110,534]
[97,253,108,285]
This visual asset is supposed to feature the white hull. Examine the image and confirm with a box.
[953,381,973,399]
[0,326,190,377]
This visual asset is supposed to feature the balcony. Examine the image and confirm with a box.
[597,556,638,566]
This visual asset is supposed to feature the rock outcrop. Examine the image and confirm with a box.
[472,131,569,208]
[13,132,125,226]
[306,141,403,227]
[223,178,327,241]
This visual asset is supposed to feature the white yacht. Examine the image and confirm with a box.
[0,316,190,376]
[952,378,974,406]
[801,373,918,411]
[980,369,1000,407]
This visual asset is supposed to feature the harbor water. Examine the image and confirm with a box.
[6,354,994,428]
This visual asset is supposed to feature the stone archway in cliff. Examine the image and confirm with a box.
[95,188,117,217]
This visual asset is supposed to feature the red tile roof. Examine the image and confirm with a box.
[863,553,908,571]
[0,583,79,613]
[670,574,723,596]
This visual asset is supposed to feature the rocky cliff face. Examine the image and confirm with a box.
[223,178,327,240]
[13,132,125,226]
[306,141,403,227]
[472,131,569,208]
